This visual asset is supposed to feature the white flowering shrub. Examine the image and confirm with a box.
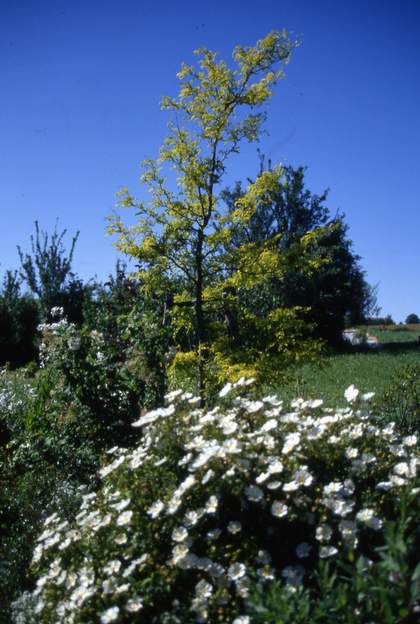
[0,367,36,420]
[16,382,419,623]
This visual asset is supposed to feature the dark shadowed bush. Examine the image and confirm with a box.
[374,363,420,435]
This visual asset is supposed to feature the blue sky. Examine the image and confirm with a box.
[1,0,419,321]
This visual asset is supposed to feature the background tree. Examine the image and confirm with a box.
[222,163,374,344]
[405,313,420,324]
[17,221,89,322]
[108,31,321,400]
[0,271,39,367]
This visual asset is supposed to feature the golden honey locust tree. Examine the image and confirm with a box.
[108,31,321,402]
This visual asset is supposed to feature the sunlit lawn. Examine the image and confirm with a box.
[360,324,420,343]
[268,345,420,405]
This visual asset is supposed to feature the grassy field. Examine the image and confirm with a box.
[359,324,420,343]
[268,343,420,406]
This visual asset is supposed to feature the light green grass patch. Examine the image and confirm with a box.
[267,347,420,406]
[360,325,420,344]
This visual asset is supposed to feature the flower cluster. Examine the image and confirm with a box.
[16,384,418,623]
[0,367,35,417]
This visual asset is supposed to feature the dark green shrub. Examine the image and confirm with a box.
[246,502,420,623]
[374,363,420,434]
[0,367,99,623]
[0,272,39,367]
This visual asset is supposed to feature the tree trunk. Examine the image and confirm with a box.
[195,235,206,406]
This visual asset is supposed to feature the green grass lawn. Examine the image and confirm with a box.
[267,345,420,406]
[359,324,420,343]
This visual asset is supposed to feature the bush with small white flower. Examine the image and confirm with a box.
[14,381,419,623]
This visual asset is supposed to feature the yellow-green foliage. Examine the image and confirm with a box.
[209,307,323,383]
[167,350,199,391]
[107,32,324,397]
[168,305,323,396]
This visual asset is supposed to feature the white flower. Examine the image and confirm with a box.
[223,438,242,454]
[271,501,288,518]
[282,432,301,454]
[147,500,164,518]
[205,495,219,514]
[100,606,120,623]
[184,510,199,527]
[132,404,175,427]
[227,521,242,534]
[167,496,182,515]
[316,524,332,542]
[244,485,264,502]
[256,471,270,484]
[344,385,359,402]
[65,572,77,589]
[51,306,64,318]
[293,467,313,488]
[195,579,213,599]
[323,498,354,517]
[116,510,133,526]
[112,498,130,512]
[222,421,238,435]
[361,392,375,401]
[219,382,233,397]
[122,555,148,577]
[245,400,264,413]
[339,520,357,540]
[227,562,246,581]
[234,376,255,387]
[233,617,250,624]
[70,585,95,606]
[164,389,183,402]
[115,533,127,545]
[393,462,410,477]
[126,596,143,612]
[104,559,121,575]
[390,475,406,487]
[319,546,338,558]
[266,480,282,490]
[376,480,392,491]
[172,526,189,542]
[346,447,359,459]
[306,426,324,440]
[99,456,125,478]
[261,418,277,432]
[267,459,283,474]
[200,470,214,485]
[207,528,221,541]
[178,475,196,494]
[257,565,275,580]
[172,543,190,565]
[356,508,383,530]
[403,435,417,447]
[308,399,323,409]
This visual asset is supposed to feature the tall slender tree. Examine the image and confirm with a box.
[109,32,305,400]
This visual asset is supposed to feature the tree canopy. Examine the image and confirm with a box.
[405,313,420,324]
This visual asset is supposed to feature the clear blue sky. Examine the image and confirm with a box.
[1,0,419,321]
